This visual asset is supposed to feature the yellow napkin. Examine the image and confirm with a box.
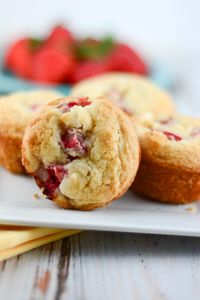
[0,225,81,261]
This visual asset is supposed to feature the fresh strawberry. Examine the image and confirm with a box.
[105,43,148,75]
[45,25,74,51]
[5,38,41,78]
[31,48,76,83]
[5,28,149,84]
[69,60,107,83]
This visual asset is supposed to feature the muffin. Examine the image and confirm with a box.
[0,90,62,173]
[132,113,200,204]
[71,72,175,119]
[22,96,140,210]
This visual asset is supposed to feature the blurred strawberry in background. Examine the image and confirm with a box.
[45,25,74,50]
[30,26,76,83]
[105,43,148,75]
[69,37,113,82]
[5,38,41,79]
[70,60,107,83]
[4,24,148,84]
[31,48,76,83]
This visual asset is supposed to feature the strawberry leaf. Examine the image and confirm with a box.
[29,38,43,52]
[75,36,115,60]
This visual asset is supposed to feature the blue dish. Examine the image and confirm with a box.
[0,62,175,95]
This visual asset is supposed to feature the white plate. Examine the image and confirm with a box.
[1,169,200,237]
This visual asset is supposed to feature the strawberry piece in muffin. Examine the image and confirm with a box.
[162,131,182,141]
[36,165,67,200]
[58,97,91,112]
[61,128,88,157]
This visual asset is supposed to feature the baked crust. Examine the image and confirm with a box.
[71,72,176,119]
[22,96,140,210]
[0,133,25,173]
[0,90,62,173]
[132,158,200,204]
[132,114,200,203]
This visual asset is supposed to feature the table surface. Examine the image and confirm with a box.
[1,231,200,300]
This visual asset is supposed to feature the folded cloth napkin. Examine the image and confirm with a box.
[0,225,81,261]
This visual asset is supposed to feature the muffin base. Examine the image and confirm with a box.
[34,152,139,211]
[0,134,25,174]
[131,159,200,204]
[54,172,136,211]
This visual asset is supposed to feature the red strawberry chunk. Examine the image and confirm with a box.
[35,165,67,200]
[190,127,200,137]
[61,129,87,155]
[119,105,132,116]
[162,131,182,141]
[106,88,122,101]
[159,117,174,125]
[30,104,41,111]
[58,98,91,112]
[77,97,91,107]
[52,165,67,182]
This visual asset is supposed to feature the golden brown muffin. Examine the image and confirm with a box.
[131,113,200,204]
[0,90,62,173]
[71,72,176,119]
[22,96,140,210]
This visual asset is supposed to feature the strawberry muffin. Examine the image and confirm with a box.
[71,72,175,119]
[0,90,62,173]
[132,113,200,204]
[22,96,140,210]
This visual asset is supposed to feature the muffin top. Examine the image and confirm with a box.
[0,89,62,137]
[71,72,175,119]
[135,113,200,172]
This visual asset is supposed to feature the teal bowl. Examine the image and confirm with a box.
[0,62,175,95]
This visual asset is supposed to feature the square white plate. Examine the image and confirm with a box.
[1,169,200,237]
